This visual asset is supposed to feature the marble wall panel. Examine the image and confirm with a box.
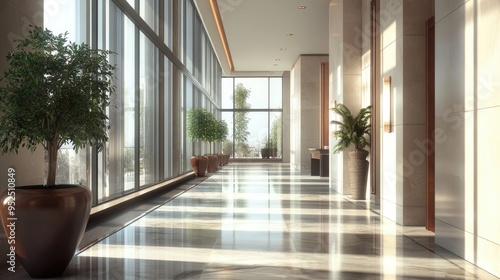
[381,39,403,128]
[329,0,363,195]
[361,0,371,70]
[403,0,434,35]
[401,125,426,207]
[477,235,500,278]
[477,0,500,109]
[379,0,432,226]
[401,206,426,226]
[477,106,500,245]
[381,197,400,223]
[435,1,474,117]
[432,2,500,276]
[342,0,362,75]
[290,55,328,171]
[434,112,474,233]
[342,74,362,113]
[435,219,471,260]
[290,62,301,170]
[382,127,398,205]
[380,0,403,50]
[435,0,468,22]
[282,72,291,163]
[402,36,426,125]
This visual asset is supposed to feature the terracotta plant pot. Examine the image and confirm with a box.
[0,185,91,278]
[207,155,219,173]
[190,156,209,176]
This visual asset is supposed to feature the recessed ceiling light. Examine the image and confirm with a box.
[297,5,306,9]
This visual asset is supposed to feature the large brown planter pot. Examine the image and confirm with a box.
[348,149,370,200]
[207,155,219,173]
[261,148,277,159]
[261,148,270,159]
[190,156,209,176]
[0,185,91,278]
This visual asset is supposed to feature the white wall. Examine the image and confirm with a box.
[435,0,500,277]
[0,0,45,192]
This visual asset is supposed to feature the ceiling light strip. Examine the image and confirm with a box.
[209,0,234,72]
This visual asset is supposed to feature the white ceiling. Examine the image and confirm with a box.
[195,0,330,76]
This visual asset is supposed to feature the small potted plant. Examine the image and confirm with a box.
[0,26,116,278]
[261,137,277,159]
[331,103,371,200]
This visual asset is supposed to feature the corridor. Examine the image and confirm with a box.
[7,163,498,279]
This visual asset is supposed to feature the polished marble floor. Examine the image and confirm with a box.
[4,163,499,279]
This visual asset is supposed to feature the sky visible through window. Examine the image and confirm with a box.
[222,77,282,158]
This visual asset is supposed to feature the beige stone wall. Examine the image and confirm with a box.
[435,0,500,277]
[290,55,328,171]
[0,0,45,190]
[379,0,433,226]
[329,0,363,195]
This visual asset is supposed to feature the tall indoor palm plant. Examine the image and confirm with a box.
[330,103,371,153]
[331,103,372,200]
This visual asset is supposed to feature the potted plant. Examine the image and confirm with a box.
[214,119,229,165]
[222,139,233,162]
[331,103,371,200]
[204,114,220,172]
[187,108,211,176]
[261,137,277,159]
[0,26,116,278]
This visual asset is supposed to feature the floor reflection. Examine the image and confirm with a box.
[2,163,498,279]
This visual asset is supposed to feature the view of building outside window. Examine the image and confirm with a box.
[222,77,283,159]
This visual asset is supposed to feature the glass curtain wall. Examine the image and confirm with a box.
[45,0,222,205]
[221,77,283,159]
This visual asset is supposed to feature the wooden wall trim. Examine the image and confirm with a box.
[426,16,435,232]
[320,62,329,148]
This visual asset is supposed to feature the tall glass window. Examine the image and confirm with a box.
[140,0,159,33]
[45,0,90,187]
[222,77,283,159]
[164,1,173,48]
[140,33,159,187]
[46,0,222,205]
[164,59,173,179]
[96,5,137,201]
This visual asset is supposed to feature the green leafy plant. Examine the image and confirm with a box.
[187,108,213,143]
[187,108,228,154]
[330,103,372,153]
[215,120,228,146]
[233,83,251,157]
[0,26,116,186]
[222,140,233,155]
[262,136,276,149]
